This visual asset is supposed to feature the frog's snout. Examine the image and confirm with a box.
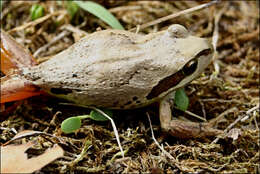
[167,24,188,38]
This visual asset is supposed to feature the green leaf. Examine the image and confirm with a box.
[66,1,79,19]
[0,0,3,12]
[74,1,124,30]
[174,88,189,111]
[61,116,82,133]
[89,109,113,121]
[30,4,44,21]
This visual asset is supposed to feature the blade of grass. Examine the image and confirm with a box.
[66,1,79,19]
[74,1,124,30]
[0,0,3,11]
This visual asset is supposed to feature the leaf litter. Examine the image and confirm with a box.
[0,1,259,173]
[1,140,63,173]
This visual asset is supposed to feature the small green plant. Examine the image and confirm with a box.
[66,0,79,19]
[30,4,44,21]
[0,0,3,11]
[66,1,124,30]
[174,88,189,111]
[61,109,112,133]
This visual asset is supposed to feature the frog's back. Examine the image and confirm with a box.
[21,29,192,109]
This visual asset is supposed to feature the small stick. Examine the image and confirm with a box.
[146,112,182,169]
[173,106,207,122]
[211,2,227,78]
[184,110,207,122]
[209,107,238,126]
[8,10,66,33]
[2,130,63,146]
[212,104,259,144]
[129,0,219,32]
[33,30,70,57]
[90,107,125,159]
[69,140,92,167]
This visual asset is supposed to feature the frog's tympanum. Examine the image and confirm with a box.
[1,25,222,138]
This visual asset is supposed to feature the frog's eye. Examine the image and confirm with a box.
[182,48,212,75]
[183,59,198,76]
[167,24,188,38]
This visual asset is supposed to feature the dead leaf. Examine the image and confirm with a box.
[226,128,242,141]
[1,142,64,173]
[3,130,66,146]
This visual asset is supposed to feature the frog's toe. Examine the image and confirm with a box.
[159,96,223,139]
[166,119,223,139]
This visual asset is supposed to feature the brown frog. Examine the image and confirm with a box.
[1,24,221,138]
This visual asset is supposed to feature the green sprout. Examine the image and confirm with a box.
[174,88,189,111]
[30,4,44,21]
[66,0,79,19]
[61,109,112,133]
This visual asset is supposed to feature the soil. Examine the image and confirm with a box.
[1,1,259,173]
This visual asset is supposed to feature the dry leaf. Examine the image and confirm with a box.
[1,142,64,173]
[226,128,242,141]
[3,130,57,146]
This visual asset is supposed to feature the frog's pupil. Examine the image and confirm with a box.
[183,60,198,75]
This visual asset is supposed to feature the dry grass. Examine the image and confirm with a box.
[1,1,259,173]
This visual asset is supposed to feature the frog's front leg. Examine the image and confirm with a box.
[159,96,222,138]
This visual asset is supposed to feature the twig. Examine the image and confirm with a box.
[211,3,227,79]
[253,111,259,131]
[212,104,259,144]
[90,107,125,159]
[0,127,17,134]
[198,99,207,119]
[61,24,88,36]
[146,112,181,166]
[8,10,66,34]
[184,110,207,122]
[173,106,207,121]
[109,5,142,13]
[3,130,64,146]
[200,98,242,104]
[209,107,238,126]
[69,140,92,167]
[33,30,70,57]
[129,0,219,32]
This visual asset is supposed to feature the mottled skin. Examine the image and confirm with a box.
[3,25,222,138]
[22,25,212,110]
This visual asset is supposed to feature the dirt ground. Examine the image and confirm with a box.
[1,1,259,173]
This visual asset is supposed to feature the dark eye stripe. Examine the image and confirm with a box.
[195,48,212,58]
[146,48,211,100]
[146,70,186,99]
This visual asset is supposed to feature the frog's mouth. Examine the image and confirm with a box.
[146,48,212,100]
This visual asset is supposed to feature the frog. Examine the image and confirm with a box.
[1,24,222,138]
